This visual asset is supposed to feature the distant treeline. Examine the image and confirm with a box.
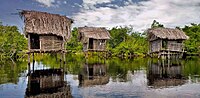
[0,21,200,60]
[67,21,200,57]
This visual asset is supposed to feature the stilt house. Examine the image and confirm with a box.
[78,27,111,52]
[147,27,189,58]
[21,10,73,53]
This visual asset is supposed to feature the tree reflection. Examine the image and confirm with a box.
[0,60,27,84]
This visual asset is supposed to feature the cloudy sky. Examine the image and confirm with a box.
[0,0,200,32]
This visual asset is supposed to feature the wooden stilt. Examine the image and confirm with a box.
[32,57,35,72]
[103,54,106,64]
[60,52,62,68]
[168,49,170,59]
[28,53,31,72]
[28,75,31,92]
[32,53,35,62]
[27,34,31,73]
[63,51,66,65]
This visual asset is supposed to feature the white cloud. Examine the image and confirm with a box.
[63,1,67,4]
[74,3,82,7]
[82,0,114,9]
[35,0,55,7]
[73,0,200,32]
[82,0,113,5]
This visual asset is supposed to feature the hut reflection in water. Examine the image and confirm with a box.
[147,59,186,88]
[78,63,109,87]
[25,68,72,98]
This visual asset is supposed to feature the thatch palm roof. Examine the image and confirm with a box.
[78,27,111,40]
[80,76,109,87]
[20,10,73,40]
[147,28,189,41]
[150,79,186,88]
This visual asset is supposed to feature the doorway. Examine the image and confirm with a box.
[89,38,93,49]
[30,34,40,49]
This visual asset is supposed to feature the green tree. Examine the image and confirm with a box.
[0,25,27,60]
[151,20,164,28]
[182,23,200,53]
[66,28,83,52]
[108,26,129,48]
[108,26,148,57]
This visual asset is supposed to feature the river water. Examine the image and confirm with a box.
[0,55,200,98]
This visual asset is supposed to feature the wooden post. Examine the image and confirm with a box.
[63,51,66,65]
[32,53,34,63]
[103,53,106,64]
[28,34,31,65]
[28,53,30,73]
[60,52,62,68]
[63,43,66,65]
[168,49,170,59]
[149,41,151,57]
[32,56,35,72]
[28,75,31,92]
[62,36,66,66]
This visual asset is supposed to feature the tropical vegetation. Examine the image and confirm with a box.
[0,20,200,60]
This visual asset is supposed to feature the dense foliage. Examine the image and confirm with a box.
[66,28,83,52]
[0,24,27,60]
[66,26,148,57]
[108,26,148,56]
[66,22,200,56]
[182,23,200,53]
[0,20,199,60]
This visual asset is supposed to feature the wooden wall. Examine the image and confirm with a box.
[150,39,162,53]
[150,39,184,53]
[83,39,107,51]
[92,39,106,51]
[167,41,183,51]
[83,43,88,51]
[40,35,63,51]
[29,34,64,52]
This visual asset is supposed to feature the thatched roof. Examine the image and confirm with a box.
[20,10,73,40]
[150,79,186,88]
[78,27,111,40]
[147,28,189,41]
[79,76,109,87]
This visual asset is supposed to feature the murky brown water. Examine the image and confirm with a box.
[0,57,200,98]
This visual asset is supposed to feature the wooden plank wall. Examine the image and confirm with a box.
[150,39,162,53]
[93,39,106,51]
[40,36,63,51]
[167,41,183,51]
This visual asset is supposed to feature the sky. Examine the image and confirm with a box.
[0,0,200,32]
